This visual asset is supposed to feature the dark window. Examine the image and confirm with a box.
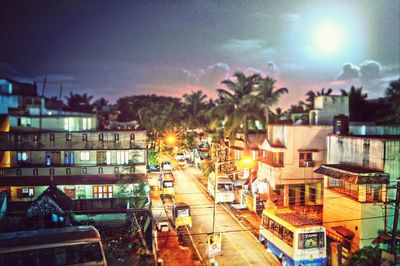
[66,134,72,141]
[114,134,119,141]
[66,168,71,175]
[50,134,55,141]
[33,169,38,176]
[82,134,87,141]
[33,135,39,141]
[16,135,22,142]
[17,169,22,176]
[99,133,104,141]
[130,133,135,141]
[17,118,22,126]
[82,167,87,174]
[98,167,103,174]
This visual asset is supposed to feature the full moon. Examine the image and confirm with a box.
[315,24,343,53]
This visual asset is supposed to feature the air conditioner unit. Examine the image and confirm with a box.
[304,161,315,167]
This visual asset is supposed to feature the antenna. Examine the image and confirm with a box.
[59,82,63,100]
[42,76,47,96]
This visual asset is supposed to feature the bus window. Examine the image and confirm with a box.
[177,208,189,217]
[217,183,232,191]
[37,249,53,266]
[299,232,324,249]
[83,243,103,263]
[67,245,82,264]
[1,252,19,265]
[54,247,67,265]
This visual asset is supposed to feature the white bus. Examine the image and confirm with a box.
[207,173,235,203]
[0,226,107,266]
[259,209,327,266]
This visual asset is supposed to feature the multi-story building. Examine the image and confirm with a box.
[257,124,331,217]
[0,79,148,205]
[316,133,400,252]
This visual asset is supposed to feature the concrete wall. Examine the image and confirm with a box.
[323,187,385,249]
[311,96,349,125]
[9,116,97,131]
[0,95,19,114]
[267,125,332,183]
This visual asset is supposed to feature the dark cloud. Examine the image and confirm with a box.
[360,60,382,79]
[336,63,359,80]
[180,63,231,88]
[337,60,383,80]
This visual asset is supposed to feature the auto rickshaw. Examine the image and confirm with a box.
[173,202,192,228]
[159,177,175,198]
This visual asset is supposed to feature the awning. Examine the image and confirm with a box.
[314,164,389,184]
[332,226,355,239]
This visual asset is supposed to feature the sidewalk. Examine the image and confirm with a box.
[150,186,200,266]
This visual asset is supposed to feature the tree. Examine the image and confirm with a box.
[385,78,400,123]
[209,71,263,156]
[305,88,333,110]
[253,76,288,138]
[345,245,380,266]
[64,92,94,113]
[341,86,368,121]
[182,90,209,130]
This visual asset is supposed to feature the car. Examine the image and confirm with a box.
[161,161,173,171]
[175,152,185,161]
[147,164,160,173]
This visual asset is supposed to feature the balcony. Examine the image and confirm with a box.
[0,165,147,186]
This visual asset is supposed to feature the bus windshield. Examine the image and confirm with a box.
[298,232,324,249]
[163,181,174,187]
[217,183,233,191]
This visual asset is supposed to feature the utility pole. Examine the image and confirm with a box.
[390,178,400,264]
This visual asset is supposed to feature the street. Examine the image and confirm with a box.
[171,164,280,266]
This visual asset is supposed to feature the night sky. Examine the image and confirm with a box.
[0,0,399,107]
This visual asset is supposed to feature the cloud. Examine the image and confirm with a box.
[359,60,382,79]
[336,63,360,80]
[336,60,383,81]
[179,63,231,89]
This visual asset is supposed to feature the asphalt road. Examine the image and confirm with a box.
[172,164,280,266]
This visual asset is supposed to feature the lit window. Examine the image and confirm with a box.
[82,118,87,130]
[93,185,113,198]
[87,118,92,129]
[17,152,28,162]
[80,151,90,161]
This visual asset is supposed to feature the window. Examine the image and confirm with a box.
[98,167,103,174]
[366,184,383,202]
[99,133,104,141]
[50,134,55,141]
[299,152,313,167]
[33,169,38,176]
[66,134,72,141]
[114,134,119,141]
[83,118,87,130]
[82,134,87,141]
[17,187,34,198]
[33,135,39,141]
[130,133,135,141]
[16,135,22,142]
[64,152,74,165]
[80,151,90,161]
[81,167,87,174]
[309,186,317,203]
[66,168,71,175]
[93,185,113,198]
[114,167,119,174]
[298,232,324,249]
[17,152,28,162]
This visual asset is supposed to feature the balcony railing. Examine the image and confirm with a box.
[0,164,146,177]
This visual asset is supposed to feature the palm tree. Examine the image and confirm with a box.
[305,88,333,110]
[209,71,263,156]
[182,90,209,130]
[253,76,288,138]
[385,77,400,123]
[64,92,94,113]
[341,86,368,121]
